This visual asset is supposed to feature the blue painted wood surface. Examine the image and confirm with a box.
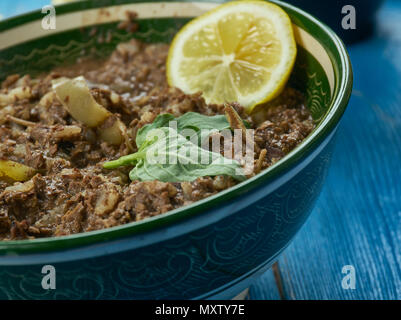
[250,0,401,300]
[1,0,400,300]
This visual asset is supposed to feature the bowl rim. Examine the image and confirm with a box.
[0,0,353,254]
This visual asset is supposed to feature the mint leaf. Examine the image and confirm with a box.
[129,127,245,182]
[136,111,249,147]
[136,113,175,147]
[104,112,248,182]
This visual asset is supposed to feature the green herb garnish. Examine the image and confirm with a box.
[103,112,246,182]
[136,112,238,146]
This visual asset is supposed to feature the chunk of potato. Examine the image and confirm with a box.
[0,160,36,182]
[4,180,34,193]
[98,115,126,146]
[53,125,82,140]
[53,76,110,127]
[0,106,15,125]
[53,76,127,146]
[0,86,32,108]
[38,91,56,108]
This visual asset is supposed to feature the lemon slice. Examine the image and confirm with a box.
[167,0,297,112]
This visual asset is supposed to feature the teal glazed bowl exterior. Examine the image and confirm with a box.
[0,0,352,299]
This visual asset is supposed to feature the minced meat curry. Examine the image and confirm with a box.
[0,39,314,240]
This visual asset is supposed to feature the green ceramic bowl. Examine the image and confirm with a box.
[0,0,352,299]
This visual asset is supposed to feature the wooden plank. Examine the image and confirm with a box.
[249,268,282,300]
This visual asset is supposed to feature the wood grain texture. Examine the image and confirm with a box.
[249,267,282,300]
[251,0,401,300]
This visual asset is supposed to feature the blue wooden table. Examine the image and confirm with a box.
[250,0,401,300]
[1,0,400,300]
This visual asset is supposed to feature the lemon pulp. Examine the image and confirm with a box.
[167,1,297,113]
